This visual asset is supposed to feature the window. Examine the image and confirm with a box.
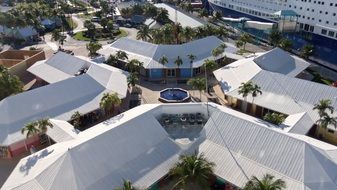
[321,29,327,35]
[309,26,314,32]
[167,69,176,77]
[328,129,334,134]
[328,31,335,37]
[194,67,201,75]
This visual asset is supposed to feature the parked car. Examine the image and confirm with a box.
[91,16,101,22]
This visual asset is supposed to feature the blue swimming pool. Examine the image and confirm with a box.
[159,88,190,103]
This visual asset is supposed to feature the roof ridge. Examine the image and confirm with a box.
[203,139,305,186]
[303,144,337,187]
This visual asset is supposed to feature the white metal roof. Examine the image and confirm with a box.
[0,64,128,146]
[46,119,79,143]
[3,103,337,190]
[98,36,241,69]
[214,49,337,134]
[253,48,310,77]
[28,52,92,84]
[154,3,205,28]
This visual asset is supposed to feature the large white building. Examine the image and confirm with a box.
[0,55,129,158]
[3,103,337,190]
[208,0,337,40]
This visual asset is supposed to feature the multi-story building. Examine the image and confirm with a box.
[208,0,337,42]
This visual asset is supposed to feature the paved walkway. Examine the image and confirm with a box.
[138,80,209,104]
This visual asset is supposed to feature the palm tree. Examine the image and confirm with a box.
[155,8,169,24]
[36,118,53,133]
[136,25,152,41]
[21,122,40,139]
[313,99,334,117]
[238,81,254,112]
[316,114,337,138]
[279,39,293,52]
[238,33,252,51]
[187,54,196,77]
[211,46,224,60]
[216,26,228,40]
[150,29,162,44]
[300,44,314,59]
[116,50,128,61]
[175,56,183,78]
[114,179,138,190]
[100,92,122,116]
[251,83,262,104]
[238,81,254,102]
[70,111,82,129]
[195,26,205,39]
[263,113,286,125]
[203,59,217,93]
[127,72,139,92]
[182,26,195,42]
[243,174,286,190]
[187,78,206,101]
[161,24,174,44]
[173,22,182,44]
[159,55,168,81]
[198,9,208,19]
[169,152,215,189]
[203,59,217,76]
[126,59,143,74]
[106,54,119,66]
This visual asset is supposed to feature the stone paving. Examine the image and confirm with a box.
[138,79,210,104]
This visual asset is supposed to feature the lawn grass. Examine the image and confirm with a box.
[117,29,128,38]
[73,31,91,41]
[73,29,127,41]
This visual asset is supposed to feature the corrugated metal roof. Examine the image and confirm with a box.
[4,103,337,190]
[0,64,128,146]
[98,36,241,69]
[46,119,79,143]
[28,52,91,84]
[214,51,336,134]
[202,109,337,189]
[253,48,310,77]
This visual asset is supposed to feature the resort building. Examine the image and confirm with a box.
[98,36,242,81]
[213,48,337,143]
[0,62,128,158]
[3,103,337,189]
[208,0,337,43]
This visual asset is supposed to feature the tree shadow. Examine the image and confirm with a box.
[19,149,54,175]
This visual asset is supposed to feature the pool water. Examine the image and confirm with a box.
[159,88,190,102]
